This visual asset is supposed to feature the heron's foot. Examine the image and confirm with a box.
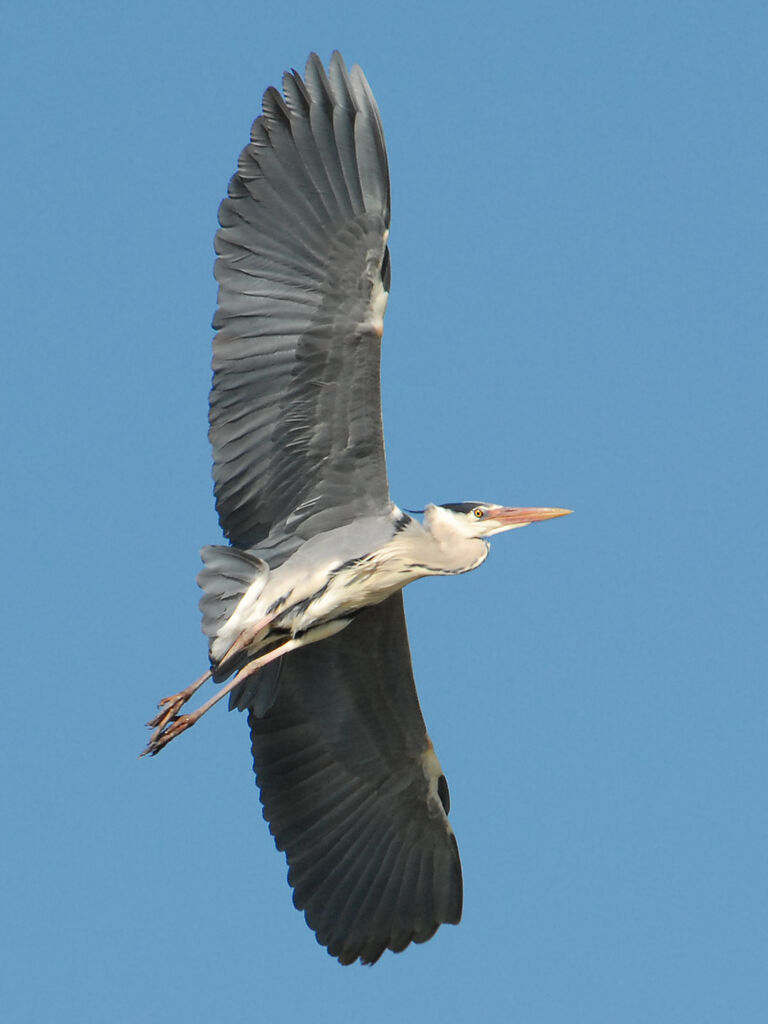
[146,696,180,732]
[141,713,197,757]
[140,640,306,759]
[145,670,212,730]
[140,670,212,757]
[146,690,191,731]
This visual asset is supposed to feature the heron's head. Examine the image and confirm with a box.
[428,502,572,540]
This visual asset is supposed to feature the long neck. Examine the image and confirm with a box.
[397,515,489,577]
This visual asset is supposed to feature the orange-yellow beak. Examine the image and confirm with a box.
[485,506,573,526]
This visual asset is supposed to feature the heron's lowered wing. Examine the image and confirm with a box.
[248,593,463,965]
[211,52,392,551]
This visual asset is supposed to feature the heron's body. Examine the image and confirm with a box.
[143,52,570,965]
[206,504,492,672]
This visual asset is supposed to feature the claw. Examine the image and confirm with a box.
[140,670,212,757]
[141,713,196,757]
[146,694,187,731]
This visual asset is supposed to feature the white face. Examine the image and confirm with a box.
[424,502,517,540]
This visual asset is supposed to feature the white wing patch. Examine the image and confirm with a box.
[360,230,389,338]
[421,744,452,823]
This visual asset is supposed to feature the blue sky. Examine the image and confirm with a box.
[3,1,767,1020]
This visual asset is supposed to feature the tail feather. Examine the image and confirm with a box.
[197,545,281,713]
[197,545,269,642]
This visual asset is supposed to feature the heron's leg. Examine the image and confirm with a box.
[140,635,305,757]
[215,613,279,675]
[143,615,278,741]
[145,670,212,732]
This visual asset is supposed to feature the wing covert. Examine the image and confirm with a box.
[211,52,392,551]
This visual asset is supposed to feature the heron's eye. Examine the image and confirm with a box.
[473,508,484,519]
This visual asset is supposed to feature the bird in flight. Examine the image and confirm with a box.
[143,51,571,965]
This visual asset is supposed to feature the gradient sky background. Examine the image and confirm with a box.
[3,2,767,1021]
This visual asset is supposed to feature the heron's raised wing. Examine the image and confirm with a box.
[211,52,392,552]
[248,593,463,965]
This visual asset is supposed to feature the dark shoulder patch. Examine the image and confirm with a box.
[393,509,413,532]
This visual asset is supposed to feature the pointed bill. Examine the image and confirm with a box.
[486,506,573,526]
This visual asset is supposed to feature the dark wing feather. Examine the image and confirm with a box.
[211,52,392,552]
[248,593,463,965]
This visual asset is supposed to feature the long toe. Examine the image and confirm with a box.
[146,696,186,731]
[140,714,196,757]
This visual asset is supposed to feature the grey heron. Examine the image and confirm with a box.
[143,52,571,965]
